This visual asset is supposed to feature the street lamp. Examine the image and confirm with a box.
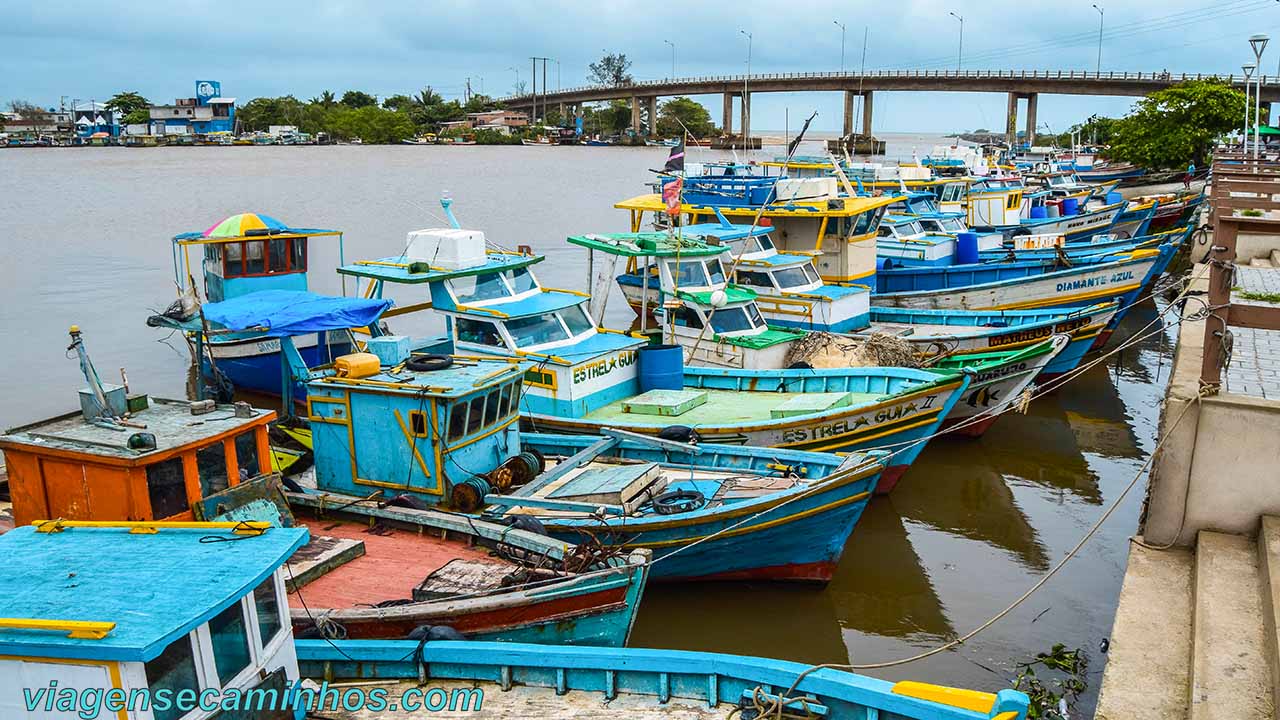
[507,66,520,95]
[664,40,675,79]
[1251,34,1269,159]
[949,12,964,71]
[1244,64,1255,151]
[1091,4,1104,75]
[834,21,846,73]
[741,30,753,140]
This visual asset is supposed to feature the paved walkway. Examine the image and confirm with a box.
[1226,266,1280,400]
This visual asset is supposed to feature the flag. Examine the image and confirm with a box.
[663,177,684,217]
[662,140,686,173]
[786,112,818,158]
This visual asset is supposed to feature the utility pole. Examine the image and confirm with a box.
[664,40,676,79]
[949,12,964,71]
[834,21,846,73]
[741,30,752,140]
[531,57,538,123]
[465,77,472,104]
[1092,4,1104,75]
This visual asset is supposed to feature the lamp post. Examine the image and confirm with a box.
[664,40,675,79]
[1091,4,1104,75]
[1251,34,1269,159]
[1244,64,1255,152]
[949,12,964,71]
[507,66,520,95]
[834,21,846,73]
[741,30,752,138]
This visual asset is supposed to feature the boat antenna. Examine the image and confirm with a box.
[440,194,463,230]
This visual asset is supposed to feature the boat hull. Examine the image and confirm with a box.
[928,335,1068,437]
[205,331,353,397]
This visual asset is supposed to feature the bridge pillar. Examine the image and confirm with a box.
[723,92,734,135]
[843,91,856,136]
[861,91,874,138]
[1006,93,1019,145]
[1024,93,1039,147]
[740,92,752,141]
[647,96,658,136]
[631,96,641,135]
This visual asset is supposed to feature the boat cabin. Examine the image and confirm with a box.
[662,286,806,370]
[0,521,308,720]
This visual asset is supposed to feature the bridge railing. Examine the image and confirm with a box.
[500,69,1274,102]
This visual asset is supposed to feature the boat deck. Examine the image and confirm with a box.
[316,679,730,719]
[288,516,508,610]
[862,321,981,339]
[581,389,884,425]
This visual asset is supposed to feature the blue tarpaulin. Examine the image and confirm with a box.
[203,290,392,336]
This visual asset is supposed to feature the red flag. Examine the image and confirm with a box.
[663,177,683,217]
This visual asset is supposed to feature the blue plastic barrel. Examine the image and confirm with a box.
[1105,191,1123,205]
[638,344,684,392]
[956,232,980,265]
[1061,197,1080,216]
[1030,206,1049,219]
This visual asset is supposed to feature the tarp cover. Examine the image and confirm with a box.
[203,290,391,336]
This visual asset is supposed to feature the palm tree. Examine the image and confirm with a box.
[313,90,336,109]
[415,88,443,108]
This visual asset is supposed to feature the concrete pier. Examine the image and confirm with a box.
[841,91,874,137]
[646,96,657,136]
[1005,92,1038,146]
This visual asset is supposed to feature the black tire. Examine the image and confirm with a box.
[651,489,706,515]
[405,354,454,372]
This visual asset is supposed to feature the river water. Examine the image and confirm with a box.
[0,142,1176,715]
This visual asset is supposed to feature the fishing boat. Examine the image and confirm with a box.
[1,326,652,646]
[0,519,1033,720]
[335,212,971,492]
[186,291,894,582]
[156,212,353,398]
[1076,161,1147,184]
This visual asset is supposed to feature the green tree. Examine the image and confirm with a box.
[382,94,414,111]
[236,95,308,131]
[588,52,633,87]
[340,90,378,109]
[311,90,337,108]
[591,99,634,134]
[464,94,499,114]
[105,91,150,117]
[122,108,150,125]
[1107,80,1249,169]
[657,97,717,139]
[326,106,415,143]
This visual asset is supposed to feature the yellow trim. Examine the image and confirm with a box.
[383,300,435,318]
[392,409,441,495]
[782,411,942,452]
[988,283,1140,310]
[447,415,519,452]
[406,410,430,438]
[32,520,270,535]
[523,366,558,390]
[455,303,510,318]
[0,655,128,720]
[818,268,876,283]
[543,286,591,298]
[0,618,116,640]
[891,681,996,713]
[175,230,342,246]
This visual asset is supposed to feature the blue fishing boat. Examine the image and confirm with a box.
[8,323,653,647]
[0,519,1032,719]
[160,212,352,398]
[976,225,1191,264]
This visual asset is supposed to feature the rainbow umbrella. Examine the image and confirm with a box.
[203,212,290,239]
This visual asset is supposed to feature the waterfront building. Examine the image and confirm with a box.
[147,81,236,136]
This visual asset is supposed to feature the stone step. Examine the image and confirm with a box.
[1190,530,1274,720]
[1095,539,1194,720]
[1259,517,1280,716]
[1252,257,1277,269]
[1271,249,1280,267]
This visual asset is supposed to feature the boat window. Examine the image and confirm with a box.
[753,234,775,252]
[672,306,704,329]
[735,270,774,288]
[941,217,966,233]
[253,576,283,648]
[245,240,266,274]
[498,382,514,418]
[456,318,505,347]
[561,306,594,337]
[451,273,511,303]
[268,238,288,272]
[853,207,886,235]
[1007,194,1021,211]
[224,242,243,275]
[705,258,727,285]
[144,635,200,720]
[941,183,966,202]
[233,431,259,481]
[710,306,757,334]
[877,226,893,237]
[774,266,815,289]
[668,260,708,287]
[447,402,467,440]
[291,237,307,270]
[146,457,190,519]
[466,396,485,434]
[208,601,253,685]
[506,314,568,347]
[508,266,538,294]
[197,442,230,496]
[409,410,428,437]
[747,303,765,326]
[802,264,820,284]
[484,390,501,426]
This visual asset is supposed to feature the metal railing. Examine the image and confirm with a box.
[1201,154,1280,389]
[499,69,1275,102]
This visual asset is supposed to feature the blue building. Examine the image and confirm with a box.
[148,81,236,136]
[72,102,119,138]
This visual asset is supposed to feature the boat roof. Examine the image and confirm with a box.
[615,193,903,218]
[0,524,308,663]
[0,398,273,463]
[567,232,726,259]
[676,285,757,306]
[456,288,588,320]
[309,356,526,399]
[338,251,540,285]
[172,212,340,245]
[734,251,822,269]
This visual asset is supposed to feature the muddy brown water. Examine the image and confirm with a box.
[0,144,1178,715]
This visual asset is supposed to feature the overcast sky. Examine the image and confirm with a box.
[3,0,1277,133]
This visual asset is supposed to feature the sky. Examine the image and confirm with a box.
[2,0,1278,133]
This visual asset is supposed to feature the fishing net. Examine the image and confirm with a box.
[784,331,921,369]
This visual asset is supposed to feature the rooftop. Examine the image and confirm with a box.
[567,232,726,259]
[0,524,307,662]
[338,251,540,285]
[309,356,526,399]
[0,398,272,462]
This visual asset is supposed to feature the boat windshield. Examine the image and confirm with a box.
[449,266,540,304]
[561,305,595,337]
[710,303,765,334]
[505,314,569,348]
[669,258,727,288]
[747,234,775,253]
[939,217,966,233]
[893,220,925,236]
[940,183,967,202]
[773,265,819,289]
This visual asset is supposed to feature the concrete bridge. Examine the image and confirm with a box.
[502,69,1280,145]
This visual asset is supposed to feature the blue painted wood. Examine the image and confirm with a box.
[294,640,1031,720]
[510,436,619,497]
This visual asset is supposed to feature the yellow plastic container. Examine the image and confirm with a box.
[334,353,381,379]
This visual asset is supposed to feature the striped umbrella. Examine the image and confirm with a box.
[203,212,289,238]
